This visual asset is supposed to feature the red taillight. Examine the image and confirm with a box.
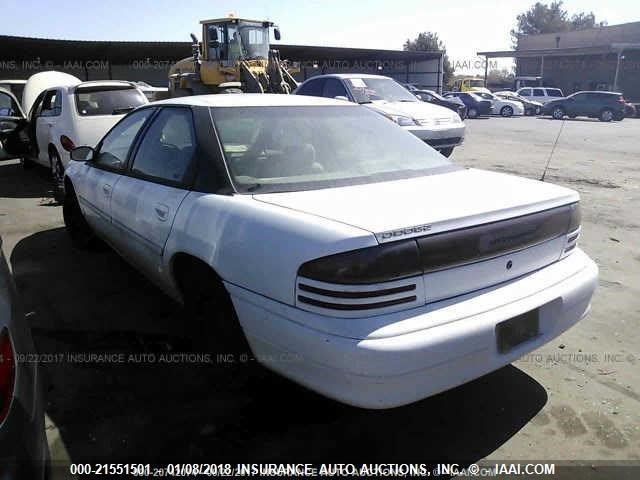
[60,135,75,152]
[0,328,15,423]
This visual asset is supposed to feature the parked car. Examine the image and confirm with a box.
[294,74,465,157]
[0,80,27,105]
[443,92,493,118]
[21,71,81,115]
[494,90,543,116]
[543,91,627,122]
[474,92,524,117]
[0,236,48,478]
[411,89,468,120]
[516,87,564,104]
[63,94,597,409]
[0,88,30,162]
[21,74,148,187]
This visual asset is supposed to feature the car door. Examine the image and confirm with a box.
[34,89,61,166]
[109,107,196,281]
[0,89,29,161]
[76,108,155,240]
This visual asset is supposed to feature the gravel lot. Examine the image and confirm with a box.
[0,115,638,472]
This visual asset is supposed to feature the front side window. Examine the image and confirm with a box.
[519,88,532,96]
[40,90,61,117]
[212,105,453,194]
[345,77,418,103]
[94,108,154,170]
[75,86,146,116]
[131,108,196,185]
[532,88,545,97]
[547,88,564,97]
[0,91,20,117]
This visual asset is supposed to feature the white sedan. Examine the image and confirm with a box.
[20,72,148,188]
[475,92,525,117]
[61,94,597,409]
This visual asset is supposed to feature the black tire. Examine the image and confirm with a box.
[599,109,614,122]
[535,106,542,115]
[178,261,250,356]
[439,147,454,158]
[524,108,534,116]
[467,107,479,119]
[614,111,625,121]
[552,106,565,120]
[21,156,35,169]
[63,185,99,249]
[500,106,514,117]
[49,148,65,203]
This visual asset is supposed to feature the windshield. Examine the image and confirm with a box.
[75,86,146,116]
[236,22,269,60]
[344,77,418,103]
[469,79,484,88]
[211,105,452,194]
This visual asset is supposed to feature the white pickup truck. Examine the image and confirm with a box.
[62,94,598,409]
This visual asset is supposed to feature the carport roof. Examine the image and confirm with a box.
[0,35,441,64]
[478,44,640,58]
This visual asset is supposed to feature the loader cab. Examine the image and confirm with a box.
[202,17,278,65]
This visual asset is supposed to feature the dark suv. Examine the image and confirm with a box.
[443,92,493,119]
[543,91,627,122]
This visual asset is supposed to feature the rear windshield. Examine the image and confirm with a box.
[211,105,453,194]
[75,86,146,116]
[547,89,564,97]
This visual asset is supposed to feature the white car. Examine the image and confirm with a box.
[21,72,148,186]
[494,90,543,116]
[0,80,27,105]
[475,92,524,117]
[294,74,465,157]
[61,94,598,409]
[516,87,565,104]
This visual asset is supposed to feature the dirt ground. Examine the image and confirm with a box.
[0,115,638,474]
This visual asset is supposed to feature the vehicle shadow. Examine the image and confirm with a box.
[0,159,57,200]
[11,228,548,467]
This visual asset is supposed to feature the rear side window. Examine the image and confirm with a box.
[519,88,532,96]
[131,108,196,185]
[532,88,545,97]
[322,79,349,99]
[297,78,326,97]
[75,86,146,116]
[547,89,563,97]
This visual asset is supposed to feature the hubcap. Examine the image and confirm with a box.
[603,111,613,121]
[553,108,563,118]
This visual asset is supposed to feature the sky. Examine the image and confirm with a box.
[1,0,639,74]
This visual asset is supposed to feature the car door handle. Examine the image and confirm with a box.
[154,204,169,221]
[102,184,112,197]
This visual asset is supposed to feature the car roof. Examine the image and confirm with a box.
[302,73,393,80]
[571,90,622,95]
[149,93,359,108]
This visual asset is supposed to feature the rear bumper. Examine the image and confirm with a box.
[228,249,598,409]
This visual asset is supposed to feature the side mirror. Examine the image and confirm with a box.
[274,28,281,41]
[70,146,95,162]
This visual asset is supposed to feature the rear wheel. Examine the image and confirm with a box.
[467,107,478,119]
[500,106,514,117]
[177,260,250,356]
[63,184,99,249]
[614,111,625,121]
[552,106,565,120]
[49,148,65,203]
[599,109,614,122]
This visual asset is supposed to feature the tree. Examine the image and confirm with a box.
[511,1,605,46]
[404,32,454,86]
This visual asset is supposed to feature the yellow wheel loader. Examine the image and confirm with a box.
[168,15,298,96]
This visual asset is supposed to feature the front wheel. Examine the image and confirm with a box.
[500,106,514,117]
[599,109,614,122]
[467,107,478,119]
[552,107,565,120]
